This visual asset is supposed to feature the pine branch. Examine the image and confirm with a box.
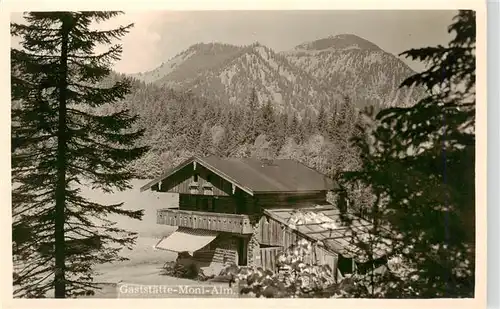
[12,11,147,298]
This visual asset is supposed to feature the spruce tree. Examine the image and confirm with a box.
[238,87,259,144]
[186,108,202,153]
[257,100,275,136]
[215,129,230,158]
[272,112,289,155]
[11,12,148,298]
[289,113,300,141]
[197,124,214,157]
[316,103,327,134]
[248,87,259,112]
[330,96,357,174]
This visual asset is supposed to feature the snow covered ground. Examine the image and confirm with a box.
[12,180,233,298]
[48,180,231,298]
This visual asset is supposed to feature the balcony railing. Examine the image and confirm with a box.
[157,208,253,234]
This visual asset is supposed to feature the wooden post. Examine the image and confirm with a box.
[338,189,347,213]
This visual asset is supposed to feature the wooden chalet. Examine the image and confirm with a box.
[140,156,391,278]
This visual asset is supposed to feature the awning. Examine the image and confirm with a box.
[155,227,219,255]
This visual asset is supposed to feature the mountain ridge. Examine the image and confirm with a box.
[130,34,424,114]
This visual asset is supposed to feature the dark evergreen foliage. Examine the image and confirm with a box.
[123,78,361,180]
[11,12,148,298]
[338,10,476,298]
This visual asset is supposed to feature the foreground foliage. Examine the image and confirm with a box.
[219,10,475,299]
[339,10,476,298]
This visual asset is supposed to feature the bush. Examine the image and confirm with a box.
[219,239,345,298]
[161,261,199,280]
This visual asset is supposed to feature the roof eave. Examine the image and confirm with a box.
[139,155,255,196]
[139,156,197,192]
[195,157,254,196]
[253,189,333,195]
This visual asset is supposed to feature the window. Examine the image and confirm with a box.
[203,174,213,195]
[189,174,199,194]
[203,187,213,196]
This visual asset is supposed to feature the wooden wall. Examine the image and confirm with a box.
[177,191,327,216]
[193,233,243,265]
[236,191,259,215]
[159,163,233,196]
[257,247,283,272]
[257,216,288,246]
[179,194,237,214]
[253,215,338,273]
[178,190,260,215]
[257,216,305,249]
[179,191,327,216]
[177,233,246,275]
[254,192,328,210]
[315,246,338,272]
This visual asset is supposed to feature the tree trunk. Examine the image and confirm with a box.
[54,14,71,298]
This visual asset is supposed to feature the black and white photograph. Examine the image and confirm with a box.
[5,2,486,303]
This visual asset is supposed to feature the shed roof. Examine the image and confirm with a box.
[264,205,393,263]
[140,156,338,194]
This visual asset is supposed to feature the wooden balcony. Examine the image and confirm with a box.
[157,208,254,234]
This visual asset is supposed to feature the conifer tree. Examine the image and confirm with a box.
[316,103,327,134]
[272,112,289,155]
[326,111,338,142]
[248,87,259,112]
[289,113,300,141]
[215,129,230,158]
[239,87,259,144]
[11,12,148,298]
[197,124,214,157]
[330,96,357,174]
[186,108,202,153]
[257,100,275,136]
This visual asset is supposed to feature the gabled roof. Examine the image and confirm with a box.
[140,155,338,194]
[264,205,393,263]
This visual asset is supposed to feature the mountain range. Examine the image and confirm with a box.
[130,34,424,117]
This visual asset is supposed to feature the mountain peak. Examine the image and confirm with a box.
[294,34,381,52]
[131,34,423,111]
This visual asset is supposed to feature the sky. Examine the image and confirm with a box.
[11,10,459,74]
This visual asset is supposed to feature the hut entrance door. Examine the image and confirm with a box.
[237,238,247,266]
